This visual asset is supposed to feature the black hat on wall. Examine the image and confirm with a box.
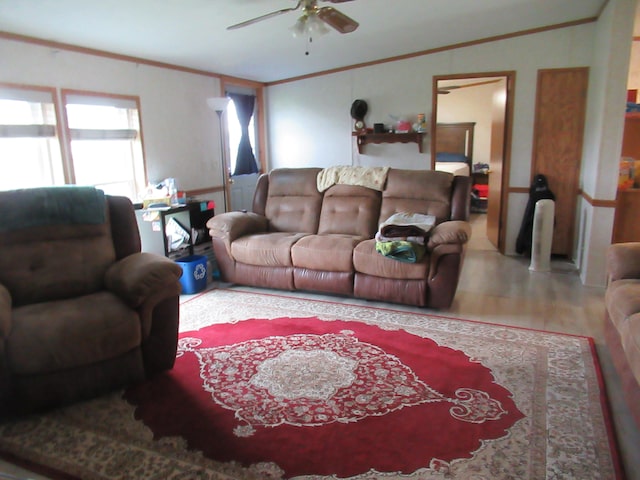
[350,99,368,120]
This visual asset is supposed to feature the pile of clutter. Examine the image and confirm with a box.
[375,212,436,263]
[141,177,186,208]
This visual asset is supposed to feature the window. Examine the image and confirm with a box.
[0,86,148,202]
[0,85,64,191]
[62,91,147,200]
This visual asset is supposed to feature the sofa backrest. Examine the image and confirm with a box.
[318,185,381,238]
[379,169,456,225]
[0,188,138,307]
[256,168,469,237]
[264,168,323,233]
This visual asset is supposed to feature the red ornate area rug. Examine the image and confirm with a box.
[0,289,624,479]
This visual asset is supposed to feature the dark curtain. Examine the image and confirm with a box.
[228,93,258,175]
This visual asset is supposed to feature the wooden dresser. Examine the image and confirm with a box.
[612,114,640,243]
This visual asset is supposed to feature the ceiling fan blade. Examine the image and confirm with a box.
[227,1,302,30]
[455,79,502,90]
[317,6,359,34]
[439,79,502,92]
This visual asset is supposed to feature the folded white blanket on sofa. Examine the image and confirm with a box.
[378,212,436,238]
[317,166,389,192]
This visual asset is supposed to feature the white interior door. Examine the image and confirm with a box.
[229,173,259,212]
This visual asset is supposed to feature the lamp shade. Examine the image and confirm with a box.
[207,97,230,113]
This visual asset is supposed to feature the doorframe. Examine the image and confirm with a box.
[220,78,267,212]
[431,71,516,254]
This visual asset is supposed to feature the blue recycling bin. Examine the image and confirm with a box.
[176,255,207,294]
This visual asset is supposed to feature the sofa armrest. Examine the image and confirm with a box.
[207,211,269,255]
[0,283,11,340]
[607,242,640,282]
[427,221,472,250]
[104,252,183,308]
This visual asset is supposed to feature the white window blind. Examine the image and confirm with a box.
[0,86,64,190]
[64,93,147,201]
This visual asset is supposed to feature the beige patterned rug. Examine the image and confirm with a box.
[0,289,623,479]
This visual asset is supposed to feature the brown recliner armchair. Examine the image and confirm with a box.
[0,187,183,414]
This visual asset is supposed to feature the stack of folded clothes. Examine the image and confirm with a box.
[375,212,436,263]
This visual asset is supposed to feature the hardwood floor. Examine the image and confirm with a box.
[446,214,640,479]
[461,215,640,480]
[2,213,639,479]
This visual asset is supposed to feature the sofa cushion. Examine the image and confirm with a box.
[317,185,381,238]
[265,168,323,233]
[353,239,429,280]
[605,279,640,330]
[379,169,454,225]
[231,232,309,267]
[292,234,361,272]
[0,189,117,307]
[0,222,116,307]
[8,291,141,375]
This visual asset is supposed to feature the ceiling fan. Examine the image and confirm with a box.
[227,0,359,35]
[437,79,502,94]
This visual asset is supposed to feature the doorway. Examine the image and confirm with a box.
[222,81,267,213]
[432,72,515,253]
[226,97,259,212]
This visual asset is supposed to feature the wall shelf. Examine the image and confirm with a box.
[354,132,425,154]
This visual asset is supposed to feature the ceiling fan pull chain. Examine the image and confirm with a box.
[305,36,312,56]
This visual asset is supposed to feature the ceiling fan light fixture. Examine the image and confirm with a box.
[291,12,329,38]
[228,0,359,41]
[290,16,306,37]
[307,13,330,35]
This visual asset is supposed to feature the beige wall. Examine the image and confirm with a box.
[0,37,227,209]
[267,22,595,257]
[578,0,637,286]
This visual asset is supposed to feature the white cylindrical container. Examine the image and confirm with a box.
[529,199,555,272]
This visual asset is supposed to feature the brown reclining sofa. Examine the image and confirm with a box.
[207,167,471,309]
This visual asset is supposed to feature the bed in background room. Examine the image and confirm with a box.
[434,122,475,176]
[434,122,487,213]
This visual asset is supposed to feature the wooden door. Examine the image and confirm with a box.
[486,81,506,249]
[531,67,589,257]
[621,116,640,158]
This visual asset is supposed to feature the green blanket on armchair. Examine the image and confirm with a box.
[0,186,106,232]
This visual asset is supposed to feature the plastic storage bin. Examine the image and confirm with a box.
[176,255,207,294]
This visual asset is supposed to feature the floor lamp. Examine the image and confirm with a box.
[207,96,230,212]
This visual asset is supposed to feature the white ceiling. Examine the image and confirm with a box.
[0,0,611,83]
